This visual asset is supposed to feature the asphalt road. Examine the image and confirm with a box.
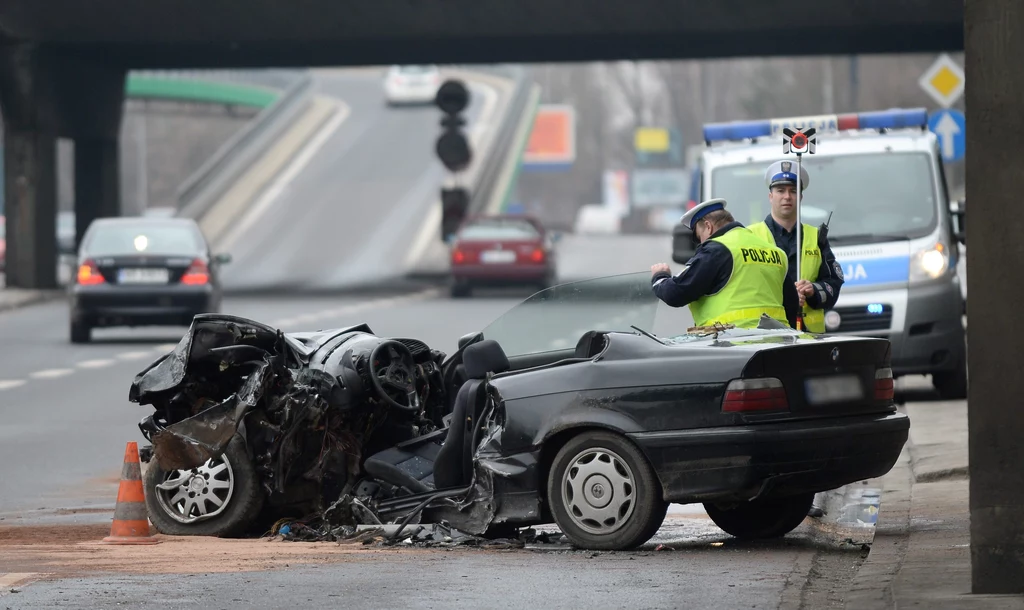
[216,69,494,293]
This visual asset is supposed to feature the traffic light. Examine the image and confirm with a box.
[435,80,473,242]
[441,187,470,241]
[435,79,473,173]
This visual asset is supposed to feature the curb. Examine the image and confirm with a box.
[0,290,65,313]
[842,446,913,610]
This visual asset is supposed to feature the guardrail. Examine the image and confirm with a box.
[175,72,314,221]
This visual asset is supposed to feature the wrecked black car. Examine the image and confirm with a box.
[129,272,910,550]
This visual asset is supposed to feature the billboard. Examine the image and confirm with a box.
[631,169,690,208]
[521,105,576,172]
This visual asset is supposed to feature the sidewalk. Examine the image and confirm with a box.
[0,286,64,313]
[845,399,1024,609]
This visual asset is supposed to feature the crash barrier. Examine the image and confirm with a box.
[175,72,315,222]
[101,441,160,545]
[463,65,534,216]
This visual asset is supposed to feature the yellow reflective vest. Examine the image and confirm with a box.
[688,226,789,329]
[748,221,825,332]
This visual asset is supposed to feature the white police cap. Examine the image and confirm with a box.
[679,198,727,231]
[765,160,810,190]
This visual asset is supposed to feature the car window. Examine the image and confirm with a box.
[83,223,203,257]
[459,219,540,240]
[481,272,659,358]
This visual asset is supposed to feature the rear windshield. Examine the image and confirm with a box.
[84,223,204,257]
[459,219,540,240]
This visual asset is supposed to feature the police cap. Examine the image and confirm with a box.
[679,198,727,231]
[765,160,810,190]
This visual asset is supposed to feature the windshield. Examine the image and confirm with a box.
[83,223,204,257]
[480,272,659,358]
[709,152,939,242]
[459,218,540,240]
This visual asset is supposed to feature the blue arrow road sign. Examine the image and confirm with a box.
[928,109,965,163]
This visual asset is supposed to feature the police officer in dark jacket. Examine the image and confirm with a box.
[651,198,798,328]
[747,161,844,331]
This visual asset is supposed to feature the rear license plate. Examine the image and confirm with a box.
[480,250,516,264]
[804,374,863,405]
[118,268,169,285]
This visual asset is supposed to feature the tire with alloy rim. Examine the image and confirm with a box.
[704,492,814,540]
[547,431,667,550]
[144,434,264,537]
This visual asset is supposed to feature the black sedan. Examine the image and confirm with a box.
[129,272,908,550]
[69,217,231,343]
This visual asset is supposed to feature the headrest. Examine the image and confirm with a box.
[463,339,510,380]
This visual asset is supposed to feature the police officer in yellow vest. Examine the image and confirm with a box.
[747,161,845,333]
[651,198,795,328]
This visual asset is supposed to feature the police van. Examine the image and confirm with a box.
[673,108,967,399]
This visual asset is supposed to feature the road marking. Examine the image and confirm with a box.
[0,380,26,391]
[0,572,45,595]
[116,351,153,361]
[30,368,74,379]
[77,358,115,369]
[216,99,352,254]
[267,288,440,329]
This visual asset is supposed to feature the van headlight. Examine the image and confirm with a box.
[910,242,949,282]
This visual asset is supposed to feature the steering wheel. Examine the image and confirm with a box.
[369,340,421,413]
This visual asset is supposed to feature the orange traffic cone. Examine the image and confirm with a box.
[101,441,160,545]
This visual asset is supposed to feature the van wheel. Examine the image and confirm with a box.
[933,363,967,400]
[70,320,91,344]
[547,431,667,551]
[704,493,814,539]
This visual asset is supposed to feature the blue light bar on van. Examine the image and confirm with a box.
[703,108,928,143]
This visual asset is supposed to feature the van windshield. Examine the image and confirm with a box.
[709,152,939,243]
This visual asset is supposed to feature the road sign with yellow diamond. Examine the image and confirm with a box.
[918,54,964,109]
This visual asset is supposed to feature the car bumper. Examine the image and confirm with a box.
[452,264,553,284]
[628,411,909,504]
[70,283,217,326]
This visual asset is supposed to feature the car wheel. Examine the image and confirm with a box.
[70,319,91,344]
[704,492,814,539]
[547,431,667,551]
[933,348,968,400]
[144,434,265,537]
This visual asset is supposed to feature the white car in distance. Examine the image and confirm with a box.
[384,65,442,106]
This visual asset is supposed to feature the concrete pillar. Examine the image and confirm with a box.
[74,138,121,249]
[2,127,59,288]
[0,44,124,286]
[965,0,1024,595]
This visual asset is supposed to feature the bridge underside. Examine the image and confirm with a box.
[0,0,962,67]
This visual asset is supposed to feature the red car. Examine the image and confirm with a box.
[449,215,559,298]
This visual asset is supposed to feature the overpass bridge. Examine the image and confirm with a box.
[2,1,1023,594]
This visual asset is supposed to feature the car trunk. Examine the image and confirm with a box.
[89,255,197,286]
[453,239,546,266]
[739,338,894,418]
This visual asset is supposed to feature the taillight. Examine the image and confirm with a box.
[529,248,545,263]
[722,378,789,413]
[452,249,466,264]
[77,260,105,285]
[180,259,209,285]
[874,367,894,402]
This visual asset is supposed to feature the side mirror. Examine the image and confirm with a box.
[671,223,698,265]
[950,199,965,245]
[458,331,483,350]
[213,253,233,265]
